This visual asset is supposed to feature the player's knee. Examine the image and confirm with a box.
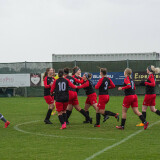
[150,108,156,112]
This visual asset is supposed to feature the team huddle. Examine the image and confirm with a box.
[43,65,160,130]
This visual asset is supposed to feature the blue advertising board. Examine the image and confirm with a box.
[82,72,125,86]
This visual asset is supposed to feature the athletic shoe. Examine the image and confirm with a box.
[115,113,119,122]
[44,119,53,124]
[83,120,90,124]
[60,123,66,130]
[94,124,100,127]
[4,121,10,128]
[144,122,149,130]
[116,126,124,130]
[136,123,144,126]
[103,115,109,123]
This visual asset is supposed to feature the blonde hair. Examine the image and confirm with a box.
[150,65,160,74]
[124,68,132,77]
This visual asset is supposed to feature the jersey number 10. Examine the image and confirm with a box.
[58,82,66,91]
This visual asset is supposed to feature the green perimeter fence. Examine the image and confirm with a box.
[0,60,160,97]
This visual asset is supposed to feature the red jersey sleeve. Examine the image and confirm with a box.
[108,78,115,89]
[44,77,51,88]
[67,79,77,89]
[74,78,84,84]
[95,78,103,89]
[122,77,131,90]
[50,80,56,94]
[77,80,89,89]
[145,74,155,87]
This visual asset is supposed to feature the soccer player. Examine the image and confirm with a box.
[66,66,83,122]
[94,68,119,127]
[43,68,56,124]
[64,68,92,124]
[50,69,77,129]
[77,72,98,123]
[137,65,160,126]
[0,113,10,128]
[116,68,149,130]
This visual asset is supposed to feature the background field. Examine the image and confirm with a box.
[0,96,160,160]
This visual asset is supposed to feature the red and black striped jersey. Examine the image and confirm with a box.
[65,75,83,92]
[43,76,55,96]
[122,76,135,96]
[72,75,83,93]
[145,74,156,94]
[95,77,115,95]
[77,79,95,95]
[50,77,76,102]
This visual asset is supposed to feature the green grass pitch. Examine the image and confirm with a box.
[0,96,160,160]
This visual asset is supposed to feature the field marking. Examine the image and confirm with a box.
[13,120,115,141]
[85,120,160,160]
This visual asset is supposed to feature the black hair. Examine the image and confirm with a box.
[58,69,64,78]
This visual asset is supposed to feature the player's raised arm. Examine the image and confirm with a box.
[74,77,84,84]
[67,79,77,89]
[77,80,89,89]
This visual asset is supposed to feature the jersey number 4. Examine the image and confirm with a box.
[58,82,66,91]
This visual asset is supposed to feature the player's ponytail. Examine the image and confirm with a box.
[88,73,92,79]
[43,68,50,81]
[58,69,64,78]
[124,68,132,78]
[149,65,160,74]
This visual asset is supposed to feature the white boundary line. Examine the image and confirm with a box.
[85,120,160,160]
[13,120,115,141]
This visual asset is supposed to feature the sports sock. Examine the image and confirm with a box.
[62,113,67,122]
[66,110,72,120]
[0,113,7,123]
[105,111,116,116]
[121,118,126,127]
[139,115,146,124]
[58,115,64,125]
[80,109,90,120]
[96,113,101,125]
[45,109,52,120]
[142,112,146,120]
[85,111,89,121]
[156,110,160,116]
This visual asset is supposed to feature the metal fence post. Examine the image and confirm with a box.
[74,60,77,67]
[24,61,28,97]
[127,59,129,68]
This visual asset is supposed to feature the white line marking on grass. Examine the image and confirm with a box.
[13,120,115,141]
[85,120,160,160]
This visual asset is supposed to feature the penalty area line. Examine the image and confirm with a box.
[85,120,160,160]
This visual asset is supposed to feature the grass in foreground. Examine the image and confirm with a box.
[0,96,160,160]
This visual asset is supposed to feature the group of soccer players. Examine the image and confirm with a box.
[43,65,160,130]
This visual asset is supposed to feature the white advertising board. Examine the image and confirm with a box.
[0,74,30,87]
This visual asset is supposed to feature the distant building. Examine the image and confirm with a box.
[52,52,159,62]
